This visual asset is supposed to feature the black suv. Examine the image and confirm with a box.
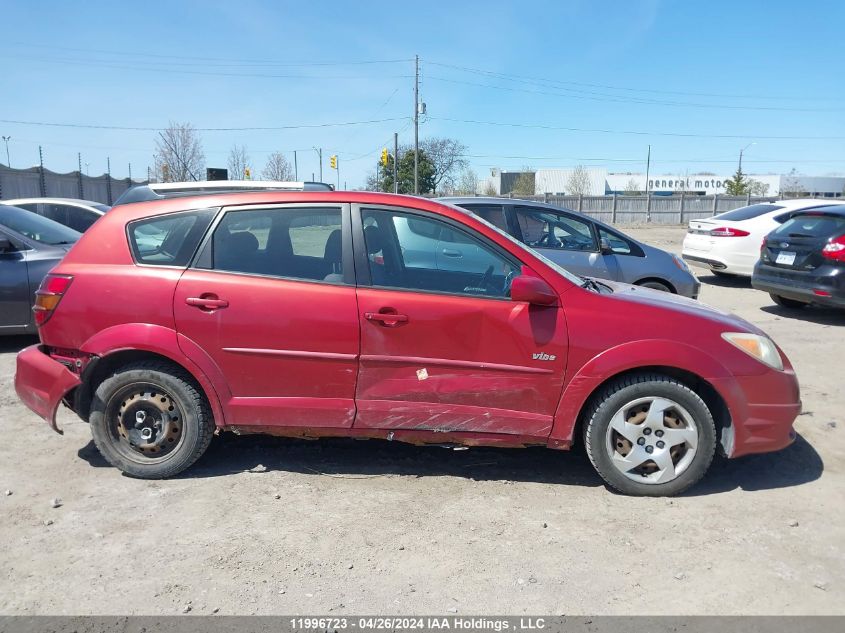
[753,205,845,310]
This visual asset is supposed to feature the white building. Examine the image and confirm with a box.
[487,168,845,197]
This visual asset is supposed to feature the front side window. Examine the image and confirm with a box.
[361,208,520,299]
[209,206,344,283]
[128,208,216,266]
[513,206,597,252]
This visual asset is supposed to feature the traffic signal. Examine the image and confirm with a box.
[330,155,337,169]
[381,148,389,166]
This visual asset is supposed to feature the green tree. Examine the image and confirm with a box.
[374,148,435,194]
[724,167,750,195]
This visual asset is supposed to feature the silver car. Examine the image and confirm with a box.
[436,197,700,298]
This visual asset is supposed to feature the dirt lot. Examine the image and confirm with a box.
[1,225,843,616]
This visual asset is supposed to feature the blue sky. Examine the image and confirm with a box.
[2,0,843,186]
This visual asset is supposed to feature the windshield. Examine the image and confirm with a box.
[0,205,81,245]
[92,203,111,213]
[445,202,585,286]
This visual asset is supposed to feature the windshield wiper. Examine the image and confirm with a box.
[49,240,76,245]
[580,278,602,292]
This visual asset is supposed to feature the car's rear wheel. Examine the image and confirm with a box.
[770,294,808,310]
[636,280,672,293]
[583,373,716,497]
[89,361,214,479]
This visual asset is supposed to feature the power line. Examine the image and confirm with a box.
[5,42,413,67]
[425,60,839,103]
[429,116,845,141]
[425,75,844,113]
[0,117,408,132]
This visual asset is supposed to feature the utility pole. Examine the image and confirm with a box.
[393,131,399,194]
[38,146,46,197]
[106,157,113,205]
[738,142,755,173]
[644,144,651,195]
[414,54,419,194]
[128,163,132,182]
[294,150,298,180]
[77,153,84,199]
[1,136,10,167]
[313,147,323,181]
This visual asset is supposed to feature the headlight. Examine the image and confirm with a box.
[721,332,783,371]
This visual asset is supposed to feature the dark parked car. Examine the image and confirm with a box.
[0,204,81,335]
[753,205,845,310]
[15,191,799,496]
[440,197,700,298]
[2,198,110,233]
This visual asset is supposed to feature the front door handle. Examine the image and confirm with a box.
[441,248,463,258]
[186,296,229,310]
[364,310,409,327]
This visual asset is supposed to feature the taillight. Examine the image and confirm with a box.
[33,274,73,326]
[822,235,845,262]
[710,227,750,237]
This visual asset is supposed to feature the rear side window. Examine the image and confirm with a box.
[461,204,509,232]
[772,213,845,239]
[128,208,216,266]
[715,203,784,222]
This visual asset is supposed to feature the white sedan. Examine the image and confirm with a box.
[682,198,845,277]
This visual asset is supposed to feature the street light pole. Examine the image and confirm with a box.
[738,142,755,172]
[1,136,10,167]
[313,147,323,181]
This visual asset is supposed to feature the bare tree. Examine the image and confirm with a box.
[565,165,592,196]
[153,122,205,182]
[781,168,803,197]
[421,137,468,194]
[623,178,640,195]
[483,180,498,196]
[748,179,770,196]
[228,144,252,180]
[262,152,294,181]
[454,167,479,195]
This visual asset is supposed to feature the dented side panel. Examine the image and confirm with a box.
[354,287,567,436]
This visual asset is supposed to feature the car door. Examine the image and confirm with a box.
[173,203,360,428]
[353,204,568,437]
[511,205,619,280]
[0,229,32,330]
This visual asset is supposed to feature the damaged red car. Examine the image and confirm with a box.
[15,190,801,496]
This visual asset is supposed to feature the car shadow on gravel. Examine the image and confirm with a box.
[760,305,845,326]
[0,335,38,353]
[77,431,823,495]
[697,273,752,288]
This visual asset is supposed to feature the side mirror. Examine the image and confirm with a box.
[511,274,558,306]
[0,236,14,254]
[599,237,614,255]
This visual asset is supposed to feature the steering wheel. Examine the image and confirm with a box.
[536,231,560,248]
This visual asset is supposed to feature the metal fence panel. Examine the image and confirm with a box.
[0,165,146,205]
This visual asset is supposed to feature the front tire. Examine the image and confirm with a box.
[583,373,716,496]
[89,361,214,479]
[770,294,808,310]
[637,280,673,293]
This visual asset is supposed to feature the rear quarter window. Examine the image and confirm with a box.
[128,208,216,266]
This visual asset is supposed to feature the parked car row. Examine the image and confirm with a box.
[682,199,845,310]
[13,186,801,497]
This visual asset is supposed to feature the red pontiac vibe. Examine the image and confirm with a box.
[14,191,801,496]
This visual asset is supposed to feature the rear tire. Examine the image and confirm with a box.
[89,361,214,479]
[583,373,716,497]
[637,280,673,293]
[770,294,808,310]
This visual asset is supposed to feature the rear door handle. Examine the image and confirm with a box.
[186,296,229,310]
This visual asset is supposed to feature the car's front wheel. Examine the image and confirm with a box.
[89,361,214,479]
[636,280,673,293]
[583,373,716,496]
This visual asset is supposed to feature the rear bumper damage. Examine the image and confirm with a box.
[15,344,82,434]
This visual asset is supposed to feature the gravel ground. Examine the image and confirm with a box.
[0,225,842,615]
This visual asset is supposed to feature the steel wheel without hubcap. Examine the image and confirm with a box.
[106,382,185,463]
[605,396,698,484]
